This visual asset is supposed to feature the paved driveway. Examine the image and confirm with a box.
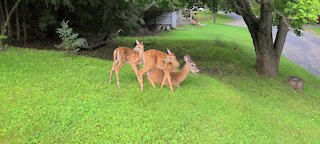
[226,13,320,77]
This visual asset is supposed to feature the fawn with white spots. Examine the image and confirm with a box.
[109,40,144,86]
[138,49,180,91]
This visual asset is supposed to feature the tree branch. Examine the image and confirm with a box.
[167,0,176,11]
[274,16,290,56]
[76,29,122,51]
[232,0,259,23]
[144,0,159,11]
[1,0,22,35]
[274,10,291,27]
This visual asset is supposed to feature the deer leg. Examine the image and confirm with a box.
[115,59,124,86]
[109,61,117,83]
[149,77,157,88]
[138,63,153,91]
[167,73,174,92]
[130,63,140,85]
[160,72,168,88]
[148,72,157,89]
[160,63,170,88]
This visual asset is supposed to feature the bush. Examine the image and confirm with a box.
[0,35,8,49]
[56,20,87,51]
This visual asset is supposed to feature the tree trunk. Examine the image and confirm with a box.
[3,0,11,37]
[15,4,20,42]
[0,1,5,26]
[233,0,289,77]
[253,0,278,76]
[1,0,22,35]
[254,34,280,76]
[212,12,216,23]
[76,29,121,51]
[22,2,27,45]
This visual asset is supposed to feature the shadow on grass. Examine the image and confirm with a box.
[118,39,256,77]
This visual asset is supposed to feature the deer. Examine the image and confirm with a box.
[146,55,200,92]
[109,40,144,86]
[138,48,180,91]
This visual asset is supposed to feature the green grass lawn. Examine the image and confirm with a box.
[1,14,320,143]
[308,27,320,35]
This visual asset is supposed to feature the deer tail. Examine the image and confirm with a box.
[113,50,118,61]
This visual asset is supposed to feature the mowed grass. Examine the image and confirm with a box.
[308,27,320,35]
[1,14,320,143]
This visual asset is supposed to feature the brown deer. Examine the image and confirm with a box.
[147,55,200,92]
[109,40,144,86]
[138,49,180,91]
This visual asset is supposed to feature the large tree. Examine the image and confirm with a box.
[207,0,320,76]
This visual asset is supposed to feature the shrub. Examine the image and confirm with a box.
[0,35,8,49]
[56,20,87,50]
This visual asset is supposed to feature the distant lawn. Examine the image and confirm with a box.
[195,11,233,24]
[308,26,320,35]
[1,13,320,143]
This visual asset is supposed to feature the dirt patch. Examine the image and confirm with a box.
[10,38,117,61]
[201,64,242,77]
[9,28,167,61]
[75,42,118,60]
[129,28,162,37]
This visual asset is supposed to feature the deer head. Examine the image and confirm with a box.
[184,55,200,73]
[163,48,180,69]
[133,39,144,52]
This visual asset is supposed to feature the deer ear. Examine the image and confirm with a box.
[184,56,188,62]
[167,48,173,55]
[163,58,171,63]
[136,39,140,45]
[186,54,193,63]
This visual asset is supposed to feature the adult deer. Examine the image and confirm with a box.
[147,55,200,92]
[109,40,144,86]
[138,49,180,91]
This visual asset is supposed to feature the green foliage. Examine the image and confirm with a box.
[202,0,229,12]
[0,34,8,50]
[0,35,8,49]
[8,0,193,40]
[38,9,57,32]
[137,0,188,11]
[1,14,320,142]
[201,0,320,36]
[284,0,320,35]
[251,1,261,16]
[0,35,8,40]
[56,20,87,50]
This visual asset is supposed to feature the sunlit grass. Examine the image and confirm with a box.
[1,13,320,143]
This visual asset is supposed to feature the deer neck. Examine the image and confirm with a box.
[139,50,145,64]
[174,63,190,84]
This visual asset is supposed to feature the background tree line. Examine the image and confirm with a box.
[0,0,191,45]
